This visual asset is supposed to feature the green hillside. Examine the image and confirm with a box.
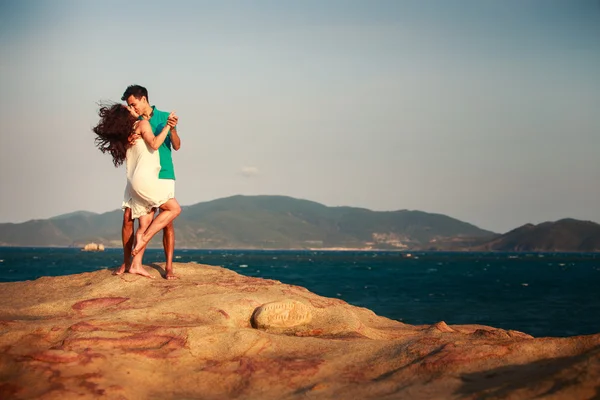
[0,195,496,249]
[475,218,600,252]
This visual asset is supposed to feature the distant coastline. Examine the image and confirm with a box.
[0,245,598,254]
[1,196,599,252]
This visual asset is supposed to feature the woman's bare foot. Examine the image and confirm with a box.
[128,263,154,279]
[131,232,148,256]
[113,264,127,275]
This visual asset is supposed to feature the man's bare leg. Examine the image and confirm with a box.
[163,222,177,280]
[132,199,181,256]
[128,212,154,278]
[115,207,134,275]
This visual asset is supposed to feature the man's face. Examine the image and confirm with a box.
[126,95,148,116]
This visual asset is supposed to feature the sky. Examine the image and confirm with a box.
[0,0,599,233]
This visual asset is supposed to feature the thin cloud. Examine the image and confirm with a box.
[240,166,260,178]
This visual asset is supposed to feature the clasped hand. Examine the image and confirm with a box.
[167,112,178,128]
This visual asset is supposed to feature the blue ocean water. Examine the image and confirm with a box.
[1,247,599,338]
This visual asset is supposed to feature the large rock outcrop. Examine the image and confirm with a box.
[0,262,598,399]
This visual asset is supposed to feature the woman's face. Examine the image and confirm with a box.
[126,105,139,119]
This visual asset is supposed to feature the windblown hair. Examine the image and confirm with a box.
[121,84,149,102]
[92,102,137,167]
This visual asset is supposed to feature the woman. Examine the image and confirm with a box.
[93,103,181,278]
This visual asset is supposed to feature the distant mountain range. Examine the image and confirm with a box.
[0,195,598,251]
[472,218,600,252]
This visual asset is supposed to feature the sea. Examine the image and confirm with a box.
[1,247,599,338]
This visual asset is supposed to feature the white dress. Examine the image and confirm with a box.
[122,137,175,219]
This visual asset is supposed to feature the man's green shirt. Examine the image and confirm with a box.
[146,106,176,180]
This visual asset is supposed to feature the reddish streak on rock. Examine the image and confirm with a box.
[78,373,106,396]
[29,349,81,363]
[162,312,207,324]
[69,321,100,332]
[216,309,230,319]
[421,343,509,370]
[289,285,310,293]
[205,356,324,387]
[251,356,323,383]
[216,277,277,292]
[77,349,106,366]
[72,297,129,311]
[129,336,188,359]
[63,332,186,355]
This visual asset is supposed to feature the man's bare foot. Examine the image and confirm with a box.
[165,273,178,280]
[165,265,178,280]
[113,263,127,275]
[128,264,154,279]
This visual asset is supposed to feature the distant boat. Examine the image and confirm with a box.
[82,242,105,252]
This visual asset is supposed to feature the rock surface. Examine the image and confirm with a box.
[0,262,598,399]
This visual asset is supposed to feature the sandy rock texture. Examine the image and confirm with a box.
[0,262,598,399]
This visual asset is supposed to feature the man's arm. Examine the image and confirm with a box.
[170,126,181,151]
[167,114,181,151]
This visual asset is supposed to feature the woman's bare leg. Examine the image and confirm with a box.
[114,207,134,275]
[132,199,181,257]
[128,212,155,278]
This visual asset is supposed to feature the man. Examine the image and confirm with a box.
[115,84,181,279]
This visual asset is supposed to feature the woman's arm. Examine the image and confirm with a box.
[138,116,173,150]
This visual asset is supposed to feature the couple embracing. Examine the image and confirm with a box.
[93,85,182,280]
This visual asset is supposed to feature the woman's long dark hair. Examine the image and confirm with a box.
[92,103,137,167]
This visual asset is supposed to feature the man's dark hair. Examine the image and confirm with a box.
[121,85,149,102]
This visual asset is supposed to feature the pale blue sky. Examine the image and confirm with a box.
[0,0,599,233]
